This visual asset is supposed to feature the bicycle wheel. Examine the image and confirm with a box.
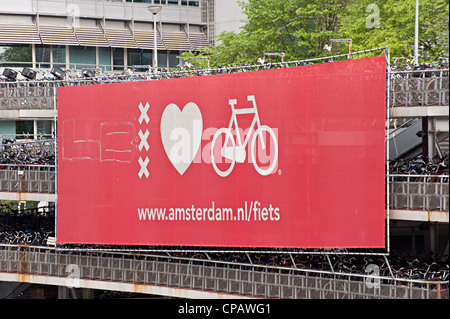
[250,125,278,176]
[210,128,235,177]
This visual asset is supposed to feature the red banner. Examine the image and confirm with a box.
[57,56,386,248]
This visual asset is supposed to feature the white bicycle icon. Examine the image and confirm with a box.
[211,95,278,177]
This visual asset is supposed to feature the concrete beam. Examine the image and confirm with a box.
[0,109,55,120]
[0,272,254,299]
[389,209,449,223]
[0,192,56,202]
[390,106,449,118]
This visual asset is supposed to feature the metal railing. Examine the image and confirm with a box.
[0,165,55,194]
[0,81,56,110]
[1,163,448,212]
[388,175,449,212]
[390,69,449,107]
[0,245,447,299]
[0,68,448,110]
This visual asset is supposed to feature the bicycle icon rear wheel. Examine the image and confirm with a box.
[211,128,236,177]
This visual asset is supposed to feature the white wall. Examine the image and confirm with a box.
[214,0,247,37]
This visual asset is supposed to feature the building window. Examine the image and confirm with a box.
[36,120,53,138]
[0,44,32,68]
[0,121,16,139]
[142,50,153,66]
[127,48,142,68]
[169,51,180,68]
[69,46,96,69]
[52,45,66,69]
[98,47,112,71]
[35,45,51,69]
[158,51,167,68]
[182,1,199,6]
[127,49,154,71]
[113,48,124,70]
[16,121,34,139]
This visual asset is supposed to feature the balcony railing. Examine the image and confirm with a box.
[0,165,55,194]
[0,245,447,299]
[390,70,449,107]
[388,175,449,212]
[0,69,448,110]
[0,162,448,215]
[0,82,56,110]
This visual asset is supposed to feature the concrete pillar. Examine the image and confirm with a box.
[58,286,69,299]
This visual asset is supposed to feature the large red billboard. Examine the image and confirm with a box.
[57,56,386,248]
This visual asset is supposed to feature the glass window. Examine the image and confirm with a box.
[69,46,96,69]
[36,120,53,138]
[98,47,111,71]
[113,48,124,70]
[0,121,16,139]
[127,49,153,71]
[158,51,167,67]
[169,51,180,68]
[0,44,32,68]
[127,48,142,67]
[181,1,198,5]
[35,45,51,69]
[16,121,34,139]
[52,45,66,68]
[142,50,153,66]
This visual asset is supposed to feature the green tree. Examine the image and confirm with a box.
[0,45,32,65]
[184,0,448,67]
[183,0,350,67]
[338,0,449,62]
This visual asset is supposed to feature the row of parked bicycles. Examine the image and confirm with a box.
[390,56,449,106]
[0,137,55,166]
[2,138,447,176]
[2,53,446,84]
[0,204,55,246]
[1,205,448,282]
[1,202,448,281]
[390,56,449,75]
[1,62,273,85]
[388,155,449,176]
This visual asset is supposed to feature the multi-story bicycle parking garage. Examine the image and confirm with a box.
[0,0,449,300]
[1,48,448,299]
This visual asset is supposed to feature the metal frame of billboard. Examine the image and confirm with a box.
[50,46,391,257]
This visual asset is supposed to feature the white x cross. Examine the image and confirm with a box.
[138,129,150,151]
[138,156,149,179]
[138,102,150,124]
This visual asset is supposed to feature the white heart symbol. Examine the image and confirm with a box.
[160,102,203,175]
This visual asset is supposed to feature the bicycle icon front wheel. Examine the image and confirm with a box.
[250,125,278,176]
[211,128,236,177]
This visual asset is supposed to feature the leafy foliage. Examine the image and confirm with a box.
[182,0,448,67]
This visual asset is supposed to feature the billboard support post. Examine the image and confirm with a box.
[385,46,391,256]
